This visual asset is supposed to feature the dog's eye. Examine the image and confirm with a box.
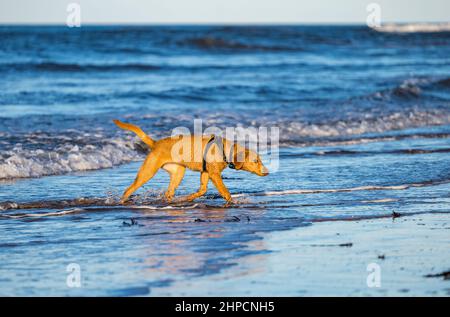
[253,159,258,163]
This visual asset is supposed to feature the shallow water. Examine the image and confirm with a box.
[1,135,450,295]
[0,26,449,295]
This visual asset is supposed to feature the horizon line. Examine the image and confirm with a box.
[0,21,449,26]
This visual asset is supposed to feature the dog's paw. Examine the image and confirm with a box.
[224,199,238,207]
[120,199,133,206]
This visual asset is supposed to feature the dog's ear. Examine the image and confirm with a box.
[232,144,245,170]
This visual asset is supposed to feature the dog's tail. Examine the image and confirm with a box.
[113,120,155,149]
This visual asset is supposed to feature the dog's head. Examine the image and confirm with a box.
[232,146,269,177]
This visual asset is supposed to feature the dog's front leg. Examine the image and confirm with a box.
[175,172,209,203]
[187,172,209,201]
[209,173,232,203]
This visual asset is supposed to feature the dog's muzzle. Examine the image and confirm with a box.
[260,167,269,176]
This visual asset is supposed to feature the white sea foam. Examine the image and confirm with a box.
[0,136,141,179]
[280,109,450,140]
[137,105,450,141]
[235,179,450,198]
[373,23,450,33]
[361,198,398,203]
[232,183,424,198]
[0,204,200,218]
[128,203,199,210]
[0,208,83,219]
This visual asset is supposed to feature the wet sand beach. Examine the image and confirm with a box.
[151,212,450,296]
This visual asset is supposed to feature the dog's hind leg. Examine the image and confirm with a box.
[163,163,186,202]
[121,153,162,204]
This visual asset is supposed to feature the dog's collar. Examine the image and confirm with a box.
[202,135,236,172]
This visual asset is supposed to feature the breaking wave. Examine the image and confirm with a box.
[279,109,450,141]
[0,132,142,179]
[373,23,450,33]
[1,108,449,179]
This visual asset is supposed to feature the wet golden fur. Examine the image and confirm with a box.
[113,120,269,204]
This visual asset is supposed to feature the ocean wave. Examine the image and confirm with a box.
[129,106,450,143]
[0,120,447,181]
[373,23,450,33]
[233,185,409,197]
[435,77,450,88]
[0,208,85,219]
[0,107,449,180]
[0,62,161,73]
[0,202,201,217]
[0,133,142,179]
[280,147,450,158]
[1,75,448,108]
[279,109,450,140]
[0,60,311,74]
[269,77,449,140]
[0,189,166,211]
[147,76,450,103]
[180,36,299,52]
[3,59,449,75]
[357,77,450,102]
[233,179,450,198]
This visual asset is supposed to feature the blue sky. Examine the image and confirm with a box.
[0,0,448,24]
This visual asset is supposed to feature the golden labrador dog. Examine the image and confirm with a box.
[113,120,269,204]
